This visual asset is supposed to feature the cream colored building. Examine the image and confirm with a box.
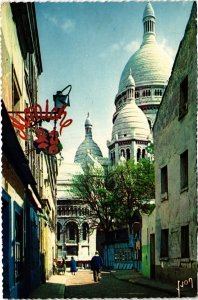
[153,2,197,286]
[2,3,58,297]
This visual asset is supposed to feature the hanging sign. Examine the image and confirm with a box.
[9,100,73,140]
[9,100,73,155]
[33,127,63,155]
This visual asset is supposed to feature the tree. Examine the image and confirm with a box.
[71,166,115,235]
[108,159,155,227]
[71,158,155,234]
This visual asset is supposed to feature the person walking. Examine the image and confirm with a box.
[62,257,66,273]
[70,257,77,275]
[90,251,103,282]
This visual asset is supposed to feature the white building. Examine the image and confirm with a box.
[56,114,108,266]
[108,2,173,165]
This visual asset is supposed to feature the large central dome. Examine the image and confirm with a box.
[118,2,172,94]
[118,41,172,92]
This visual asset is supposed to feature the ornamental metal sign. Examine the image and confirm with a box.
[9,99,73,155]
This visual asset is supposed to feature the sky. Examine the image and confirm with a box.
[35,1,193,163]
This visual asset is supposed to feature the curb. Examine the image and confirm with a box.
[129,279,177,297]
[111,272,177,297]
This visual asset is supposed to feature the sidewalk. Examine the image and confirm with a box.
[111,269,197,298]
[29,274,67,299]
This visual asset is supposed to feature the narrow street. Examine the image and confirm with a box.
[64,270,171,298]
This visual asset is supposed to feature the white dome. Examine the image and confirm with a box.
[74,137,103,163]
[118,40,172,93]
[118,2,173,94]
[112,101,150,141]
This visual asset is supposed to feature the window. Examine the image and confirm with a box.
[121,149,125,158]
[57,222,62,241]
[155,89,162,96]
[160,229,169,258]
[126,148,130,160]
[142,149,146,159]
[82,223,89,240]
[12,68,21,111]
[161,165,168,194]
[180,150,188,190]
[179,76,188,118]
[15,212,23,282]
[181,225,189,258]
[137,148,141,161]
[66,222,78,243]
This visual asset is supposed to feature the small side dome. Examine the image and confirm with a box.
[125,69,135,88]
[74,113,103,164]
[112,101,150,141]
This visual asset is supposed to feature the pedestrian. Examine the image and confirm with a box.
[62,257,66,273]
[90,251,103,282]
[70,257,77,275]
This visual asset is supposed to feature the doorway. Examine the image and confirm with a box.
[150,233,155,279]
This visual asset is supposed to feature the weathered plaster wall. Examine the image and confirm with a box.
[153,3,197,284]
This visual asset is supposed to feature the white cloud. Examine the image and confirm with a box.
[158,38,175,59]
[61,19,75,33]
[124,40,140,53]
[99,39,140,59]
[44,13,75,34]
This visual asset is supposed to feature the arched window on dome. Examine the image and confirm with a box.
[155,89,162,96]
[126,148,130,161]
[142,90,146,97]
[111,152,115,166]
[142,149,146,159]
[121,149,125,158]
[135,91,140,98]
[137,148,141,161]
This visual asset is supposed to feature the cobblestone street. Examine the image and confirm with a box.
[64,270,171,298]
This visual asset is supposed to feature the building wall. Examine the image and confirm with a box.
[153,3,197,285]
[1,3,46,298]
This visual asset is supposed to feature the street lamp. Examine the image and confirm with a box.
[53,84,72,108]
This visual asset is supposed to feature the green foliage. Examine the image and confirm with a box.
[71,159,155,233]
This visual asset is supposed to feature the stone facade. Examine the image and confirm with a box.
[56,163,97,268]
[153,2,197,285]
